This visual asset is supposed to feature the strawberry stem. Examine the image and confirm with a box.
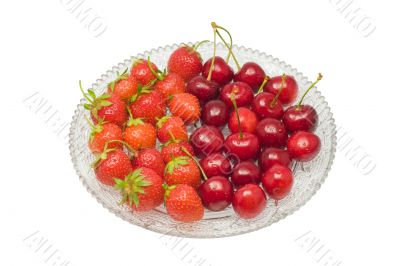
[79,80,94,104]
[181,147,208,180]
[207,23,218,81]
[257,76,270,94]
[230,91,243,139]
[297,73,323,108]
[213,23,241,70]
[108,139,136,155]
[147,56,163,81]
[270,74,287,107]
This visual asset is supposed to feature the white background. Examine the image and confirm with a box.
[1,0,399,265]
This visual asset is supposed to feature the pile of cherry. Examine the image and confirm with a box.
[80,22,323,223]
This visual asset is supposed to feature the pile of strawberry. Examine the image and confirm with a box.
[80,22,323,222]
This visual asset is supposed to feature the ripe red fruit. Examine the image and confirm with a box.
[264,75,298,105]
[251,92,284,120]
[167,46,203,82]
[224,132,260,161]
[93,148,133,186]
[199,153,231,178]
[186,76,219,104]
[261,164,293,201]
[164,156,201,188]
[156,116,188,143]
[201,100,229,127]
[154,72,186,101]
[190,126,225,158]
[114,168,164,211]
[220,82,254,108]
[108,69,138,100]
[130,59,158,86]
[288,131,321,162]
[259,148,291,172]
[123,118,156,150]
[232,184,267,219]
[87,122,122,153]
[231,161,261,188]
[255,118,288,148]
[202,56,234,86]
[199,176,233,212]
[283,105,318,132]
[164,184,204,222]
[234,62,266,91]
[129,89,166,125]
[169,93,201,124]
[228,107,258,134]
[161,140,194,163]
[132,148,165,177]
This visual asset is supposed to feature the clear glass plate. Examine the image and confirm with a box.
[69,42,336,238]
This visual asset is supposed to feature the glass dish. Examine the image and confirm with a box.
[69,42,336,238]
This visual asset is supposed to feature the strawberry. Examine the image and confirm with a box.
[161,140,194,163]
[114,168,164,212]
[123,117,156,150]
[130,59,158,86]
[129,87,166,125]
[87,119,122,153]
[154,72,186,101]
[132,148,165,177]
[164,184,204,222]
[93,144,133,186]
[167,44,203,82]
[156,116,188,143]
[169,93,201,124]
[80,81,128,127]
[164,156,201,188]
[108,69,138,100]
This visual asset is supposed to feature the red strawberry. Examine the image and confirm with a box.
[93,146,133,186]
[80,81,128,127]
[130,59,158,86]
[164,156,201,188]
[167,45,203,82]
[114,167,164,212]
[156,116,188,143]
[154,72,186,100]
[108,69,138,100]
[164,184,204,222]
[123,118,156,150]
[169,93,201,124]
[130,88,166,125]
[87,120,122,153]
[132,148,165,177]
[161,140,194,163]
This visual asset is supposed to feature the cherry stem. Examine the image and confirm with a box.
[230,91,243,139]
[79,80,94,104]
[193,40,209,52]
[257,76,270,94]
[180,147,208,180]
[207,24,218,81]
[297,73,323,108]
[270,74,287,107]
[213,23,241,70]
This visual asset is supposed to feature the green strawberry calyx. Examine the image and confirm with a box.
[91,141,117,168]
[164,156,189,176]
[126,106,145,127]
[162,184,177,202]
[156,115,170,129]
[79,80,113,120]
[147,56,166,81]
[84,115,105,143]
[129,83,152,103]
[114,168,151,207]
[108,68,129,92]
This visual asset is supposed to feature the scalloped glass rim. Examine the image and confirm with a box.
[69,42,337,238]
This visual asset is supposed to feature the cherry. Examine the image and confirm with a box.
[228,107,258,134]
[199,176,234,211]
[199,153,232,178]
[288,131,321,161]
[252,76,285,120]
[255,118,288,147]
[190,125,225,158]
[261,164,293,201]
[201,100,229,127]
[283,74,323,132]
[231,161,261,188]
[202,56,234,86]
[186,76,219,104]
[232,184,267,219]
[220,82,254,109]
[234,62,266,91]
[264,75,298,105]
[259,147,291,172]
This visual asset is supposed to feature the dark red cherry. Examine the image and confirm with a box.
[232,184,267,219]
[202,56,234,86]
[220,82,254,109]
[190,125,225,158]
[264,75,298,105]
[228,107,258,134]
[199,153,232,178]
[261,164,293,201]
[187,76,219,103]
[231,161,261,188]
[251,92,284,120]
[199,176,233,211]
[287,131,321,162]
[224,132,260,161]
[255,118,288,147]
[283,105,318,132]
[234,62,266,91]
[201,100,229,127]
[259,147,291,172]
